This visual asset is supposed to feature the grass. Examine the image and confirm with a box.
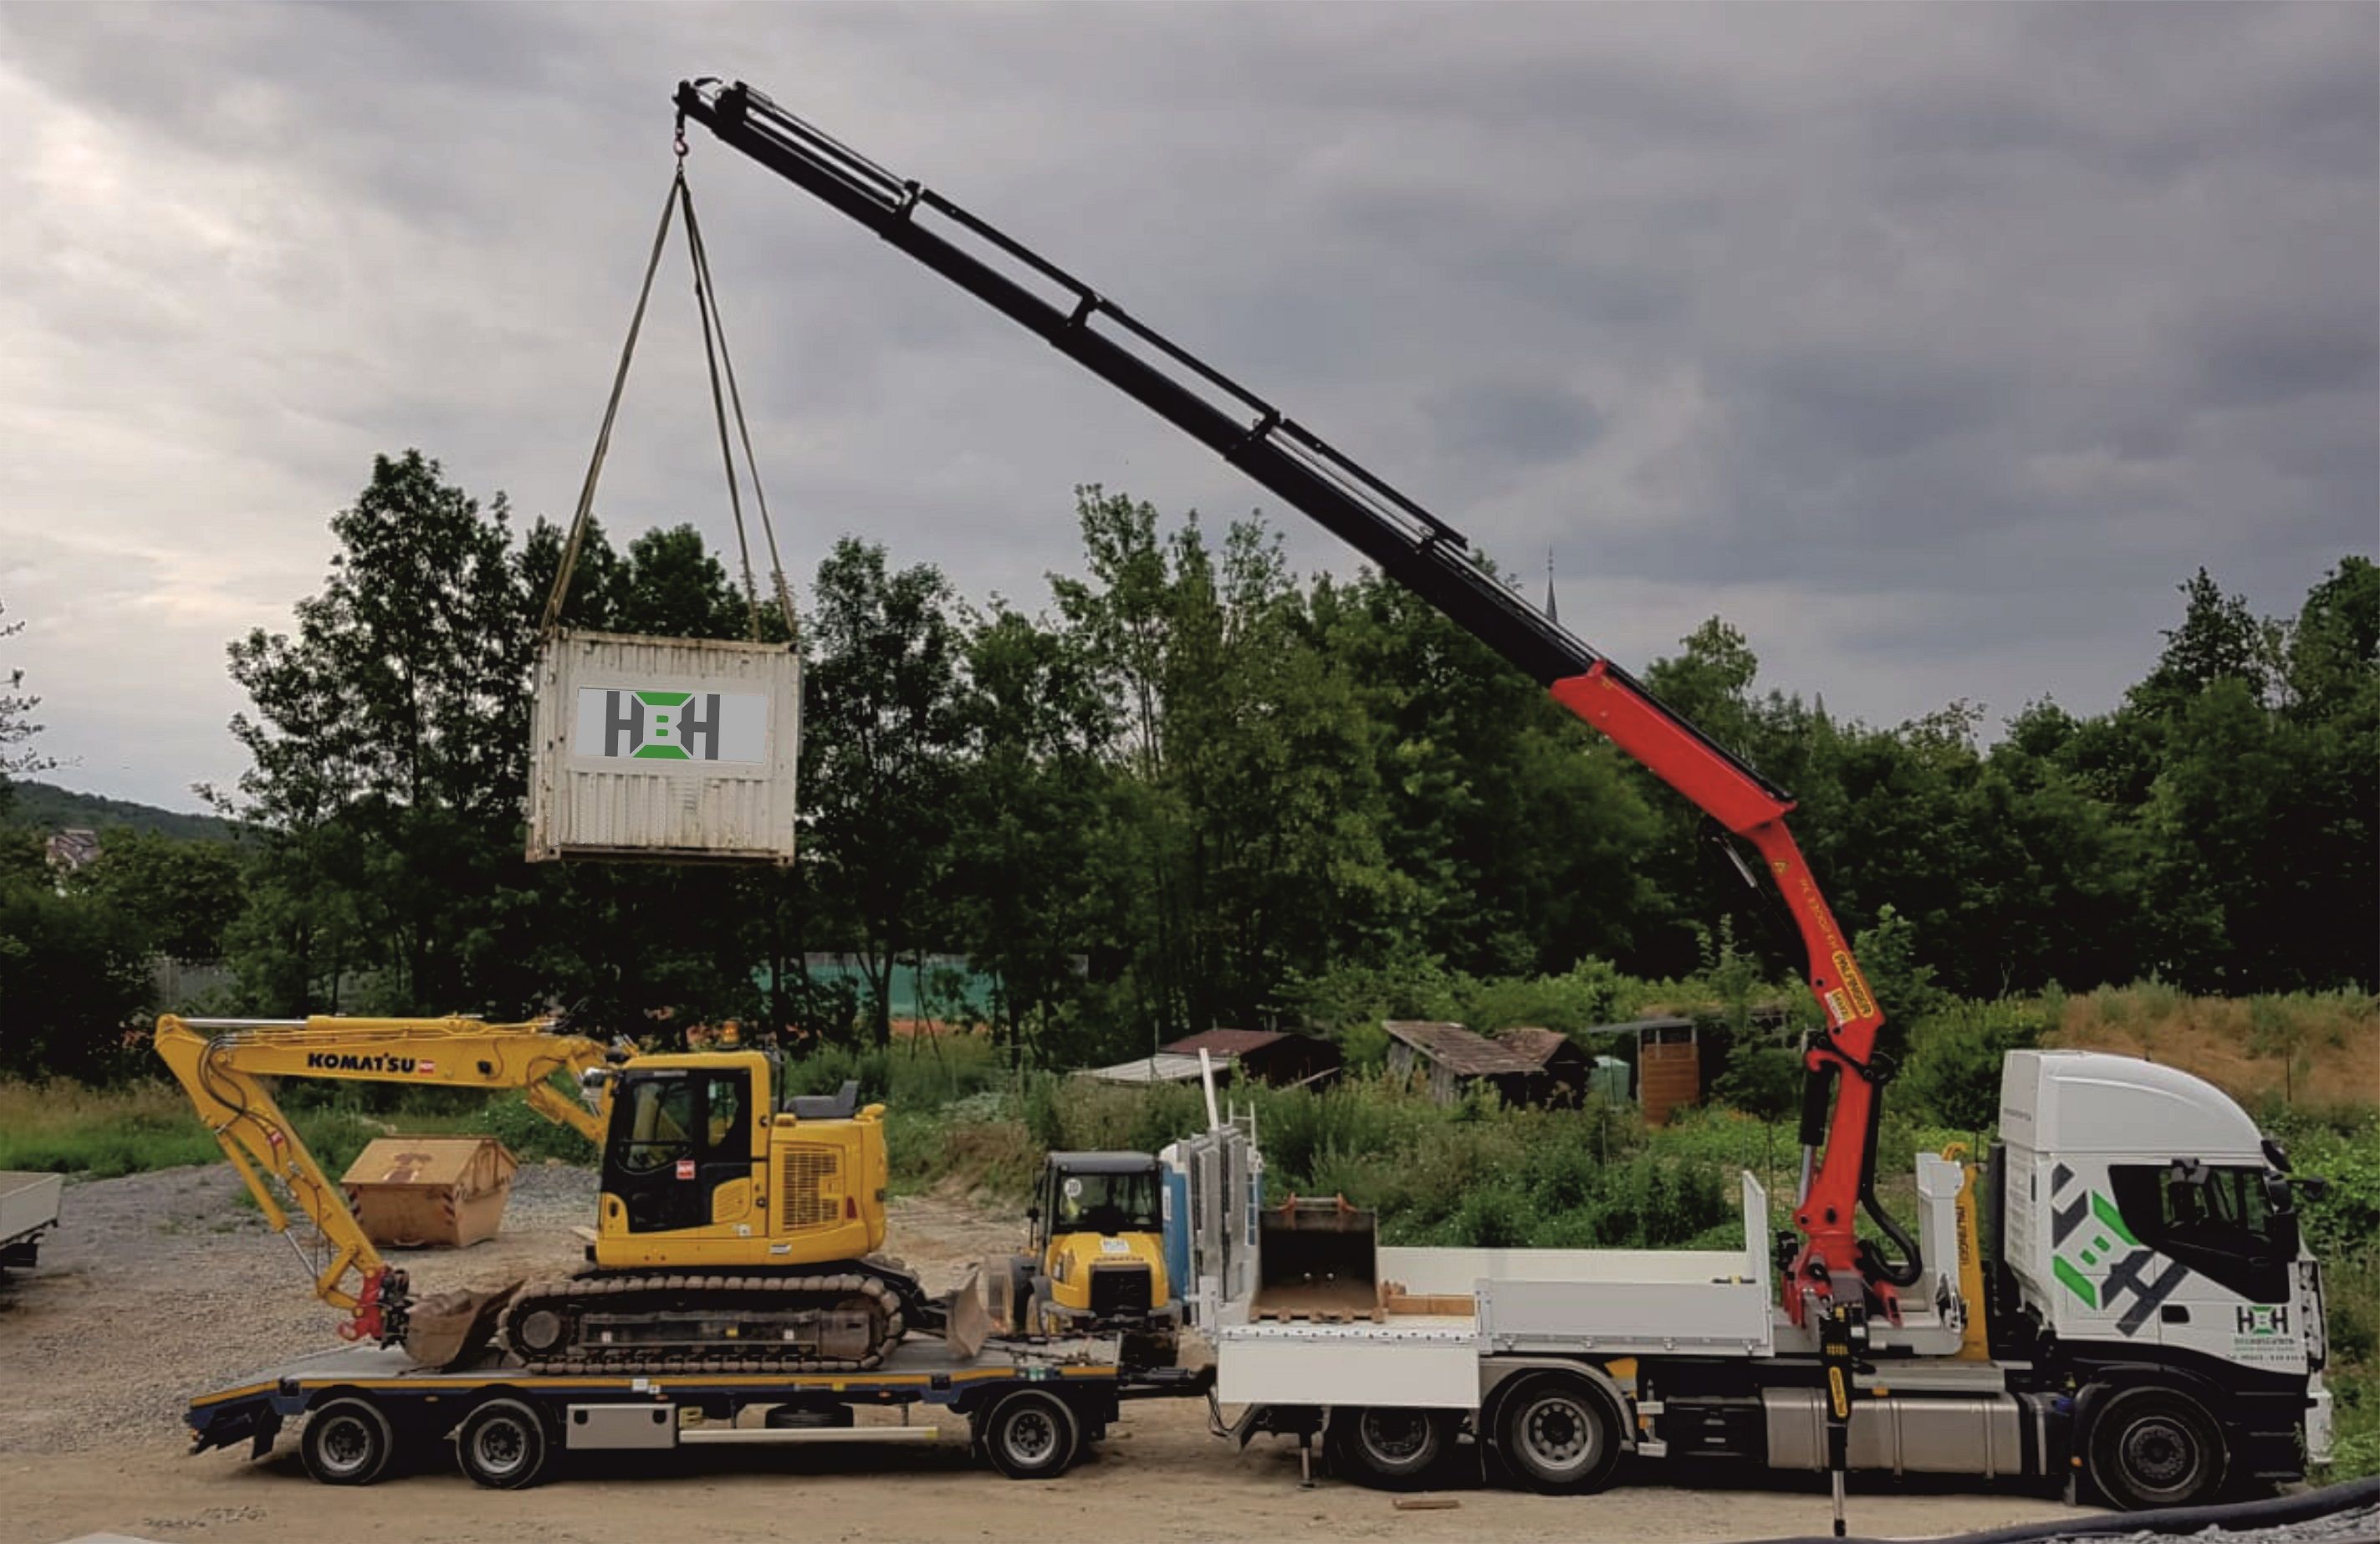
[2054,984,2378,1120]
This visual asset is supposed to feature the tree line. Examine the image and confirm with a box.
[1,449,2372,1081]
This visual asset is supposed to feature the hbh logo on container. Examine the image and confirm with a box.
[607,690,723,759]
[574,687,769,764]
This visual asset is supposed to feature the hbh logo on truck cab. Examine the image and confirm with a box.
[2047,1164,2188,1337]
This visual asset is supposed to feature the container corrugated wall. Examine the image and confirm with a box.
[525,630,802,862]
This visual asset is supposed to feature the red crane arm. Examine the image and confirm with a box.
[675,77,1921,1318]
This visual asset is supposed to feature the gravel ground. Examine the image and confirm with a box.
[2051,1505,2380,1544]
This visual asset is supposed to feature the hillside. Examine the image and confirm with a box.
[1,780,237,843]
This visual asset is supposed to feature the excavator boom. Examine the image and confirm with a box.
[673,77,1917,1316]
[155,1015,613,1345]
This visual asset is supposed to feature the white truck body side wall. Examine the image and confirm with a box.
[526,631,803,861]
[1217,1320,1481,1408]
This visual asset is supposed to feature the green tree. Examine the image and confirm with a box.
[225,451,540,1014]
[67,828,246,964]
[804,538,963,1046]
[0,831,151,1081]
[0,596,56,816]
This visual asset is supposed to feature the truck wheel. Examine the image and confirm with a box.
[979,1388,1081,1480]
[2087,1388,2226,1510]
[457,1398,552,1490]
[1328,1406,1451,1488]
[301,1396,396,1486]
[1497,1374,1623,1494]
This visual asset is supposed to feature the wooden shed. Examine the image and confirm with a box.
[1495,1026,1595,1107]
[1162,1028,1342,1088]
[1382,1020,1548,1107]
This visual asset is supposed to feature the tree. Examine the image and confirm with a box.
[225,451,539,1013]
[0,596,57,815]
[803,538,963,1046]
[68,828,246,964]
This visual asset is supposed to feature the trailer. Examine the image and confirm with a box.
[186,1332,1208,1488]
[0,1170,62,1276]
[1183,1054,2334,1512]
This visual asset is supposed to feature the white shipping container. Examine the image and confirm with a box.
[525,630,802,862]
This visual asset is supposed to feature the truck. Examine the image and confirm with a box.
[0,1169,63,1277]
[1182,1053,2332,1510]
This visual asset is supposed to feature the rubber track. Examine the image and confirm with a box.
[506,1271,911,1376]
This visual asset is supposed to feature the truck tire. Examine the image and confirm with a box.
[1328,1406,1452,1489]
[2086,1387,2227,1510]
[978,1388,1081,1480]
[457,1398,552,1490]
[1495,1373,1624,1494]
[301,1396,396,1486]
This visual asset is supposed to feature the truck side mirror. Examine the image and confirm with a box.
[1026,1205,1041,1225]
[2299,1176,2331,1204]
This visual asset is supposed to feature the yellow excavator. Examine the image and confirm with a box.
[155,1014,944,1373]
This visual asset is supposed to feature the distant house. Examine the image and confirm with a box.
[44,828,100,873]
[1383,1020,1548,1107]
[1495,1026,1594,1107]
[1161,1028,1341,1088]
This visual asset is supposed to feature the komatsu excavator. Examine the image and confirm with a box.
[156,1014,940,1373]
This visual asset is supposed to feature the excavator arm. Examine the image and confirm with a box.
[672,77,1918,1318]
[155,1015,615,1345]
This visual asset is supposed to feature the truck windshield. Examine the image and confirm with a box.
[2111,1163,2298,1302]
[1055,1170,1160,1235]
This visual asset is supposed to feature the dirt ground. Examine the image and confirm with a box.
[0,1166,2098,1544]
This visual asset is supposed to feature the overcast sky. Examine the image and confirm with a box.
[2,3,2373,813]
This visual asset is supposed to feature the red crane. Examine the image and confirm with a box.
[673,78,1923,1324]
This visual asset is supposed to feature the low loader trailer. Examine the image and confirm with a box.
[186,1331,1208,1488]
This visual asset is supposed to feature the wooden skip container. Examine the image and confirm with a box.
[340,1136,519,1249]
[525,629,803,863]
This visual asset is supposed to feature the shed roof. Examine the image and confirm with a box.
[1496,1027,1581,1067]
[1075,1052,1212,1085]
[1382,1020,1544,1076]
[1162,1028,1283,1057]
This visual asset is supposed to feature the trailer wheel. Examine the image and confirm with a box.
[1328,1406,1451,1489]
[2086,1387,2226,1511]
[301,1396,396,1486]
[457,1398,552,1490]
[1496,1373,1623,1494]
[978,1388,1081,1480]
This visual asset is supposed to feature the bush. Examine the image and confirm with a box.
[1901,999,2051,1130]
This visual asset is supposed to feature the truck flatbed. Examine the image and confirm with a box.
[187,1334,1210,1487]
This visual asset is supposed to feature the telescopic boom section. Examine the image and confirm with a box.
[154,1015,612,1343]
[673,77,1914,1317]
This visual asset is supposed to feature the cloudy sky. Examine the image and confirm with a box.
[2,3,2373,812]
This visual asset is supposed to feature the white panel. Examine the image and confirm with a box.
[1481,1276,1772,1357]
[2000,1051,2263,1160]
[526,630,802,861]
[0,1171,63,1241]
[1217,1323,1480,1408]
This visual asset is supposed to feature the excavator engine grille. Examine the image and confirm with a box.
[777,1145,841,1231]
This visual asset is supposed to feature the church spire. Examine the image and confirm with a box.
[1545,547,1559,625]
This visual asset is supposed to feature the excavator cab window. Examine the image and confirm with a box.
[606,1068,755,1233]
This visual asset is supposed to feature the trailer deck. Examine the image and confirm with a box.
[188,1333,1210,1486]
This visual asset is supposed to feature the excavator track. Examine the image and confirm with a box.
[500,1267,916,1376]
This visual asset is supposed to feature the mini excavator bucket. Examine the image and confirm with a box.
[941,1265,994,1359]
[1254,1198,1379,1319]
[404,1281,522,1371]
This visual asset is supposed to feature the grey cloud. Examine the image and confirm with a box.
[0,2,2371,810]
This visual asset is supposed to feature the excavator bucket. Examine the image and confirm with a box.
[404,1281,522,1371]
[1254,1198,1379,1319]
[941,1265,994,1360]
